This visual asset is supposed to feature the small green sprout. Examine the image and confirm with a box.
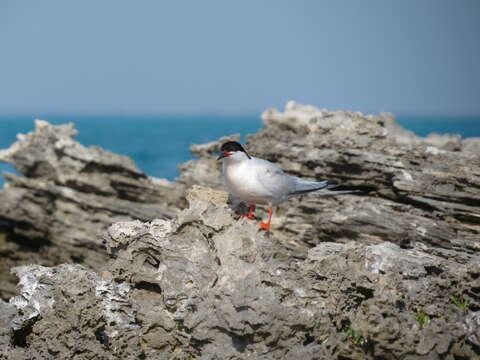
[415,310,430,328]
[345,327,367,345]
[449,295,469,311]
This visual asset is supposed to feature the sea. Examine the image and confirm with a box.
[1,114,479,187]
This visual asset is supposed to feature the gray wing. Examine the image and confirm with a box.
[252,157,296,204]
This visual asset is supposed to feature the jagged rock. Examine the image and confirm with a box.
[4,264,143,360]
[0,120,183,298]
[1,191,478,359]
[179,102,480,257]
[0,103,479,358]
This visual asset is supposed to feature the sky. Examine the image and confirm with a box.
[0,0,479,116]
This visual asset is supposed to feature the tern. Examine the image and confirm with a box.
[218,141,360,231]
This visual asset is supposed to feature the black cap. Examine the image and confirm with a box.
[217,141,251,160]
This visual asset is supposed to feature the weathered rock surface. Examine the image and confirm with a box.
[0,120,182,298]
[1,264,142,360]
[180,102,480,254]
[1,192,479,359]
[0,103,479,359]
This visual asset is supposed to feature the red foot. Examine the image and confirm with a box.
[259,207,273,231]
[259,222,271,231]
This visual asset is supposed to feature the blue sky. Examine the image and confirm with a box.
[0,0,479,115]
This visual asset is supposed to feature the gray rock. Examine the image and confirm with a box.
[180,102,480,258]
[0,103,479,359]
[5,263,143,360]
[0,120,182,298]
[2,191,478,359]
[0,300,24,360]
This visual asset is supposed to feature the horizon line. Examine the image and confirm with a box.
[0,108,480,118]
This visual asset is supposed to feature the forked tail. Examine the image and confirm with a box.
[289,179,361,198]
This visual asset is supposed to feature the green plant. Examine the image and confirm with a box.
[345,327,367,345]
[449,295,469,311]
[415,310,430,328]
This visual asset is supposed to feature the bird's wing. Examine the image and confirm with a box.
[291,178,332,194]
[252,158,295,202]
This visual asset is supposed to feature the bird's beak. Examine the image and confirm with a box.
[217,151,230,160]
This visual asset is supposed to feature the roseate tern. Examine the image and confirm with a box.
[217,141,360,231]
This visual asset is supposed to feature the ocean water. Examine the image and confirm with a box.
[1,114,479,187]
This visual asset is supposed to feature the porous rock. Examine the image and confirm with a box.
[180,102,480,259]
[0,103,479,359]
[0,120,181,298]
[3,264,142,360]
[1,191,478,359]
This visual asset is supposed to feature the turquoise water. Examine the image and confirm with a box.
[1,114,479,186]
[0,114,261,185]
[395,115,480,138]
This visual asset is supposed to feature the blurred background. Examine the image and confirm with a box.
[1,0,479,184]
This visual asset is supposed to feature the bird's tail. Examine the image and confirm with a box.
[289,179,361,198]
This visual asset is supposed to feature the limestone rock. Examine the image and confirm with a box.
[180,102,480,259]
[4,264,143,359]
[0,120,181,298]
[0,103,479,359]
[1,192,478,359]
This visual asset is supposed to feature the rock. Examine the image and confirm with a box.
[0,120,182,299]
[462,137,480,156]
[186,184,229,207]
[0,103,479,358]
[180,102,480,258]
[1,190,478,359]
[5,264,143,360]
[423,133,462,151]
[0,299,24,360]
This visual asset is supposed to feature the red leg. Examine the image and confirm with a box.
[247,204,256,219]
[260,207,273,231]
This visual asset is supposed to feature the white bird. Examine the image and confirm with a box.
[217,141,360,231]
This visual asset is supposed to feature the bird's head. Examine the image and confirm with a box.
[217,141,251,161]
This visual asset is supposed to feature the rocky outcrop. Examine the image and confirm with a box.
[0,120,182,298]
[179,102,480,254]
[0,103,479,358]
[1,191,479,359]
[1,264,142,360]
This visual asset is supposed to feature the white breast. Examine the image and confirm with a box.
[223,160,271,204]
